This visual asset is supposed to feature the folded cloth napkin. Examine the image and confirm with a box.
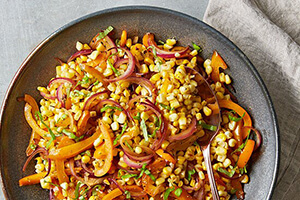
[204,0,300,199]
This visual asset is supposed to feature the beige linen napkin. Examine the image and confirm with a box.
[204,0,300,199]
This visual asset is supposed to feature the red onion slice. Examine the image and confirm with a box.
[104,48,135,83]
[82,91,108,110]
[22,147,48,172]
[146,33,189,58]
[48,77,76,88]
[243,126,262,151]
[40,92,56,100]
[56,84,65,108]
[120,76,156,103]
[123,154,152,169]
[168,118,197,142]
[67,49,93,63]
[104,35,118,63]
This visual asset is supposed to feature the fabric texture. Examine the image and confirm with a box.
[204,0,300,199]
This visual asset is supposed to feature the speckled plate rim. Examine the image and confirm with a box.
[0,5,279,200]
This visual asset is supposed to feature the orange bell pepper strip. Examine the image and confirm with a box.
[19,172,47,186]
[77,110,90,136]
[156,149,176,165]
[24,94,39,115]
[237,139,255,168]
[94,120,113,177]
[120,30,127,47]
[102,188,123,200]
[213,100,252,138]
[170,187,194,200]
[142,174,164,197]
[142,33,154,47]
[65,97,72,110]
[48,128,100,160]
[210,51,228,82]
[57,136,75,149]
[24,103,50,140]
[80,64,107,86]
[55,159,69,184]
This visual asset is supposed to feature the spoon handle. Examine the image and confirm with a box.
[202,144,220,200]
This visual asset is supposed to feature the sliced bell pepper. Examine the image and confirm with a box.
[237,139,255,168]
[102,188,123,200]
[142,174,164,197]
[26,131,39,156]
[156,149,176,165]
[48,128,100,160]
[215,100,252,138]
[77,110,90,136]
[120,30,127,47]
[24,103,49,139]
[19,172,47,186]
[94,120,113,177]
[210,51,228,82]
[55,159,69,184]
[24,94,39,115]
[80,64,107,86]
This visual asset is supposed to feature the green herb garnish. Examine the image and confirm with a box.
[74,181,82,200]
[113,123,127,145]
[62,129,84,142]
[232,131,251,154]
[198,120,217,131]
[124,190,131,199]
[138,163,148,179]
[93,80,99,85]
[100,105,123,113]
[192,42,202,52]
[125,141,133,151]
[122,174,138,179]
[228,112,245,122]
[141,119,149,142]
[187,169,196,181]
[193,141,200,147]
[96,26,114,41]
[164,187,175,200]
[230,188,237,194]
[35,111,56,149]
[174,188,182,197]
[217,167,236,177]
[107,54,121,76]
[159,103,174,111]
[30,144,37,150]
[133,112,141,121]
[158,40,165,44]
[145,169,156,181]
[92,185,102,196]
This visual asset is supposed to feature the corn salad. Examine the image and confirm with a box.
[19,26,260,200]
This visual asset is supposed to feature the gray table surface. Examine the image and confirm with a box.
[0,0,208,199]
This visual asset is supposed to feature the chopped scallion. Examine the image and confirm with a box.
[192,42,202,52]
[141,119,149,142]
[228,112,245,122]
[144,169,156,181]
[198,120,217,131]
[100,105,123,112]
[164,187,175,200]
[96,26,114,41]
[113,123,127,145]
[174,188,182,197]
[217,167,236,177]
[187,169,196,181]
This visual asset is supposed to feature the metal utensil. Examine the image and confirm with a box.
[188,68,221,200]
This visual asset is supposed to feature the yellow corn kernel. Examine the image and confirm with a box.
[126,38,132,48]
[228,120,237,130]
[217,155,226,162]
[178,181,183,187]
[228,139,237,147]
[213,163,223,171]
[155,177,165,186]
[216,92,224,99]
[83,44,91,49]
[40,176,51,189]
[103,67,113,77]
[141,112,149,121]
[111,121,119,131]
[163,166,172,176]
[203,59,211,68]
[89,196,95,200]
[223,158,231,168]
[117,112,127,124]
[169,113,179,122]
[199,171,205,180]
[190,50,198,56]
[166,38,176,46]
[93,137,103,147]
[163,43,173,50]
[135,146,142,154]
[216,146,227,156]
[174,168,182,175]
[203,106,212,116]
[225,74,231,84]
[35,163,45,172]
[81,155,90,164]
[178,117,187,127]
[37,86,48,94]
[216,133,227,142]
[161,140,170,150]
[170,99,180,109]
[177,156,186,165]
[89,50,99,60]
[241,175,249,183]
[219,72,225,83]
[150,73,161,83]
[76,41,83,51]
[141,64,149,74]
[222,114,229,124]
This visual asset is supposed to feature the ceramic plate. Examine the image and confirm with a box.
[0,6,279,200]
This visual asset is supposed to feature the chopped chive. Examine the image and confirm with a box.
[198,120,217,131]
[228,112,245,122]
[141,119,149,142]
[174,188,182,197]
[187,169,196,181]
[121,174,138,179]
[159,103,174,111]
[133,112,141,121]
[96,26,114,41]
[124,190,131,199]
[35,111,56,149]
[74,181,82,200]
[30,144,37,150]
[164,187,175,200]
[125,141,133,151]
[137,163,147,179]
[192,42,202,52]
[144,169,156,181]
[193,141,200,147]
[107,56,121,76]
[113,123,127,145]
[93,80,99,85]
[158,40,165,44]
[100,105,123,112]
[217,167,236,177]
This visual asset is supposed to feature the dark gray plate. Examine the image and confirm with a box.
[0,6,279,200]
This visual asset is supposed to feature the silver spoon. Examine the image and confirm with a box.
[187,67,221,200]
